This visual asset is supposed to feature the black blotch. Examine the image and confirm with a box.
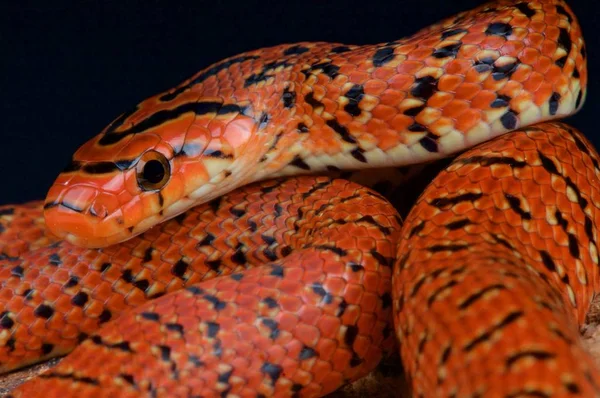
[203,294,226,310]
[71,292,89,307]
[331,46,351,53]
[432,42,462,58]
[100,263,111,273]
[427,244,469,253]
[282,87,296,108]
[326,119,357,143]
[408,123,427,132]
[11,265,24,278]
[404,104,426,116]
[372,47,395,67]
[49,253,62,266]
[186,286,204,295]
[172,259,189,279]
[206,259,221,272]
[556,5,573,23]
[261,362,283,384]
[41,343,54,355]
[351,148,368,163]
[568,234,580,259]
[515,3,536,18]
[344,325,358,347]
[284,45,309,56]
[270,265,285,277]
[492,61,519,81]
[262,297,278,308]
[0,208,15,216]
[290,155,311,170]
[120,373,136,385]
[575,90,583,109]
[555,55,568,68]
[281,246,292,257]
[538,151,559,174]
[166,323,184,334]
[141,312,160,321]
[143,248,153,262]
[0,312,14,329]
[485,22,513,37]
[549,92,560,115]
[473,56,496,73]
[441,28,468,40]
[491,94,511,108]
[98,309,112,323]
[198,233,215,247]
[411,76,438,100]
[302,61,340,80]
[500,110,518,129]
[261,318,280,339]
[230,207,246,218]
[344,84,364,116]
[158,345,171,361]
[297,122,309,133]
[420,135,438,152]
[245,60,292,87]
[504,193,532,219]
[231,245,247,265]
[381,292,392,309]
[206,322,220,338]
[299,346,317,360]
[230,273,244,281]
[34,304,54,319]
[558,27,572,52]
[6,337,15,352]
[446,219,471,230]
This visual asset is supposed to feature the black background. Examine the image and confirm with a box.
[1,0,597,205]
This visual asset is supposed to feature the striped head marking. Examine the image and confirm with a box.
[43,93,269,248]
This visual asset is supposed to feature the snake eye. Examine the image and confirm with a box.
[136,151,171,191]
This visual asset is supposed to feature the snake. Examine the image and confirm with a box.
[0,0,595,396]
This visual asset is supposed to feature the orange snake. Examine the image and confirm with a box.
[0,0,595,396]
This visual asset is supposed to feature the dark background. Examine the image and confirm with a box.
[0,0,596,205]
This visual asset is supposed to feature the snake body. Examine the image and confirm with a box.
[0,0,595,396]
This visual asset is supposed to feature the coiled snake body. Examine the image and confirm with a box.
[1,0,596,396]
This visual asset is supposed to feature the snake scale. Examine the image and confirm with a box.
[0,0,596,396]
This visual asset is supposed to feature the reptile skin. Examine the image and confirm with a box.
[0,0,595,396]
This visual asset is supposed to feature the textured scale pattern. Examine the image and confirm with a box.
[0,0,596,396]
[42,0,585,248]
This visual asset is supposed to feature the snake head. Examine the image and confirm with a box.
[43,94,264,248]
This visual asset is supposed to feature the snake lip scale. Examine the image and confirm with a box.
[1,0,598,396]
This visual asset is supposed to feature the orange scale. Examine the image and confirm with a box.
[442,99,470,118]
[541,41,559,59]
[369,66,397,82]
[390,114,414,133]
[481,35,506,50]
[428,92,455,110]
[364,79,388,95]
[315,314,342,340]
[532,82,553,106]
[410,47,437,61]
[347,71,371,84]
[329,349,353,372]
[470,90,497,110]
[438,74,464,92]
[395,61,424,77]
[535,55,553,74]
[454,83,482,101]
[501,40,526,55]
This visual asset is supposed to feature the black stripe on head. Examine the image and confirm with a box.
[99,101,247,146]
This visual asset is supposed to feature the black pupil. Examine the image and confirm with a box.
[142,159,165,184]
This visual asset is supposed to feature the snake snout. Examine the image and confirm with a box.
[43,185,130,248]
